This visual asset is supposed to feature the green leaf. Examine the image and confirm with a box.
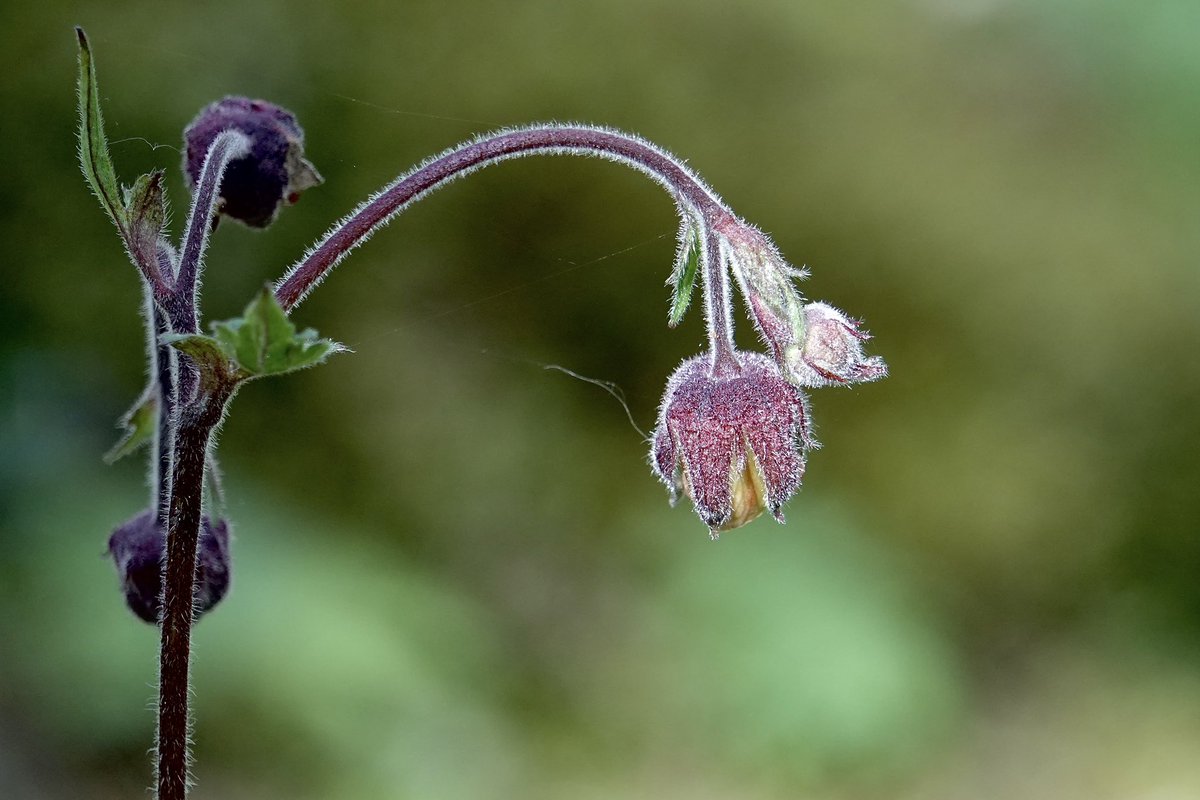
[103,391,157,464]
[124,170,167,271]
[210,286,346,378]
[74,27,125,229]
[164,288,343,387]
[668,222,701,328]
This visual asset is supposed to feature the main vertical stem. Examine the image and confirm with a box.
[156,387,229,800]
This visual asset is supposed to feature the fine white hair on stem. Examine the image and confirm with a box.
[173,129,250,331]
[274,123,735,312]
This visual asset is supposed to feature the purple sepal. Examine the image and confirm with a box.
[651,351,814,535]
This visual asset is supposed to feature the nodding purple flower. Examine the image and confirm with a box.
[107,510,231,624]
[651,351,816,537]
[183,96,322,228]
[649,212,886,535]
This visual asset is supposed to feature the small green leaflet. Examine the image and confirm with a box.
[668,223,701,328]
[162,286,345,386]
[103,391,157,464]
[213,286,346,376]
[75,27,125,229]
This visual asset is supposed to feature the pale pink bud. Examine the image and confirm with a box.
[788,302,887,387]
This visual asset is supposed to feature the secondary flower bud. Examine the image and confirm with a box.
[183,96,322,228]
[651,351,815,536]
[106,510,232,624]
[789,302,888,387]
[716,220,886,389]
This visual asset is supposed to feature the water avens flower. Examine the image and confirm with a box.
[652,352,815,537]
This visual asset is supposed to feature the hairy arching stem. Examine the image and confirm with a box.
[274,125,742,371]
[169,130,250,336]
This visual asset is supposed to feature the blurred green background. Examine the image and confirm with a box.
[2,1,1199,798]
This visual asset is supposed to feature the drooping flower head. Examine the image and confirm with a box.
[651,214,886,535]
[652,351,816,537]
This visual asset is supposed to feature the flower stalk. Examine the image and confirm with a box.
[170,130,250,334]
[273,124,743,371]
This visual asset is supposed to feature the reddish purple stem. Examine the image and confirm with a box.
[274,125,740,367]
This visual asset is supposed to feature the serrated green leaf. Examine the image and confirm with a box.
[210,286,345,378]
[250,285,297,372]
[668,224,701,328]
[103,391,157,464]
[75,27,125,228]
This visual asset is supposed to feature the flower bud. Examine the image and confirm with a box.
[651,351,815,536]
[183,96,322,228]
[106,510,231,624]
[788,302,888,387]
[716,221,886,389]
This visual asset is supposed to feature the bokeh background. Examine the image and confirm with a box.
[2,1,1198,798]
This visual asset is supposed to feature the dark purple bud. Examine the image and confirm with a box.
[106,510,232,624]
[183,96,322,228]
[651,351,815,536]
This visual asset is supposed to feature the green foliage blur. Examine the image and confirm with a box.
[2,1,1199,797]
